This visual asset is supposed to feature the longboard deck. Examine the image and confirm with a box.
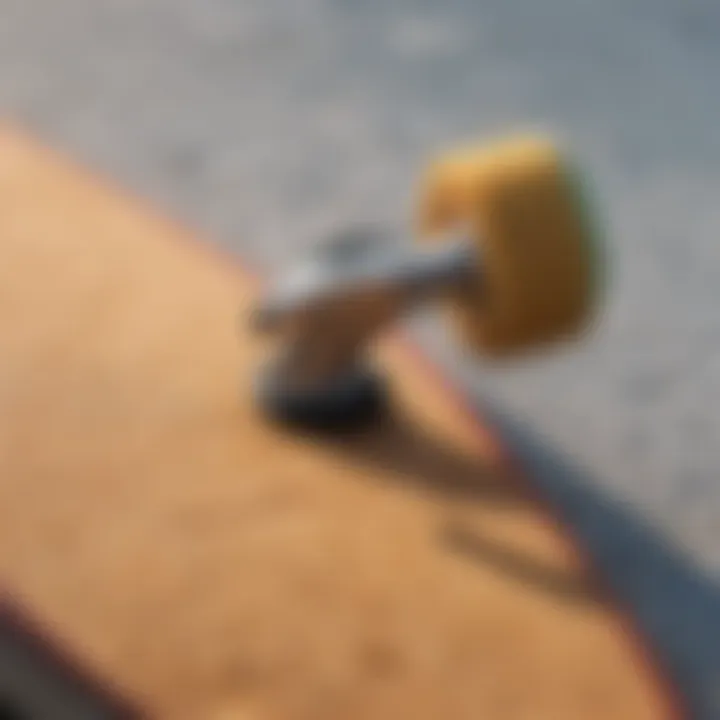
[0,128,674,719]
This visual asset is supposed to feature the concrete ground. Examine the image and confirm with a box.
[0,0,718,716]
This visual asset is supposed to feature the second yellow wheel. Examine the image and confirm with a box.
[417,134,605,358]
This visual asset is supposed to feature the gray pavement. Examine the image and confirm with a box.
[0,0,718,716]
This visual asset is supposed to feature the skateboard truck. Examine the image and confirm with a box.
[250,134,605,431]
[251,226,479,430]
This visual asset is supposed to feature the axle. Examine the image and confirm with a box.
[250,226,480,430]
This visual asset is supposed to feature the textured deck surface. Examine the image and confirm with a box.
[0,2,718,714]
[0,131,672,718]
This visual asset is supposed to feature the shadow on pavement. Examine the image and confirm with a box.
[466,392,720,720]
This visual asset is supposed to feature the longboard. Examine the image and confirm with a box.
[0,128,678,719]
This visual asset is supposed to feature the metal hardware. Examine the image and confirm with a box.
[250,226,480,430]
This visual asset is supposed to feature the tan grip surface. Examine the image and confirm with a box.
[0,128,668,720]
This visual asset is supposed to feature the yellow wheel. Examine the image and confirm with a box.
[417,134,606,358]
